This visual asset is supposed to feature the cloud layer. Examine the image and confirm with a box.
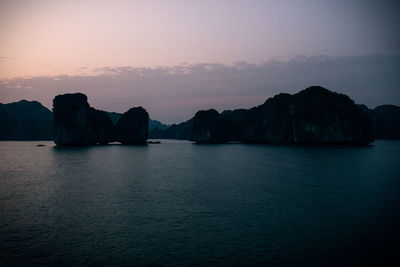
[1,54,399,124]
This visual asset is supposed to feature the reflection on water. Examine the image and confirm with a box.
[0,140,399,266]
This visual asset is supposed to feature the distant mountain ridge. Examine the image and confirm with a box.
[0,100,53,140]
[149,118,193,140]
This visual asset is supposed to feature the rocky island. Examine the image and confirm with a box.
[181,86,375,145]
[53,93,149,146]
[114,107,149,144]
[1,86,399,145]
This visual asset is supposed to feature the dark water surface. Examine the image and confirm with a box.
[0,140,399,266]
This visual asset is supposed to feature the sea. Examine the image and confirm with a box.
[0,140,399,266]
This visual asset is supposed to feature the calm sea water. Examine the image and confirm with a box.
[0,140,399,266]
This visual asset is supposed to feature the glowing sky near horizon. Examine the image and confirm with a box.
[1,0,399,78]
[1,0,399,123]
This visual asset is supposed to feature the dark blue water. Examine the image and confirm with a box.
[0,140,399,266]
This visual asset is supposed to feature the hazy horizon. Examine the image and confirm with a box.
[1,0,400,123]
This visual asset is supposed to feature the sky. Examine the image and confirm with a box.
[0,0,399,123]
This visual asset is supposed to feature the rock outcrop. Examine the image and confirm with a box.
[191,109,247,143]
[289,86,373,144]
[107,111,168,131]
[242,86,374,144]
[220,109,247,141]
[242,93,293,143]
[192,109,223,143]
[53,93,113,145]
[115,107,149,144]
[88,108,114,144]
[192,86,374,145]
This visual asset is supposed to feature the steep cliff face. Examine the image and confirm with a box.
[192,86,374,145]
[53,93,114,145]
[191,109,247,143]
[115,107,149,144]
[192,109,223,143]
[220,109,247,141]
[88,108,114,145]
[289,86,374,144]
[242,93,292,143]
[53,93,92,145]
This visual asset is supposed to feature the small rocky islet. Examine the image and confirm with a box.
[53,93,148,146]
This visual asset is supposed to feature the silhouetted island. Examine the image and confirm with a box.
[53,93,149,146]
[107,111,168,130]
[151,86,400,144]
[53,93,114,145]
[189,86,374,144]
[114,107,149,144]
[1,86,399,143]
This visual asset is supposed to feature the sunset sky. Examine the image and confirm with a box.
[1,0,399,123]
